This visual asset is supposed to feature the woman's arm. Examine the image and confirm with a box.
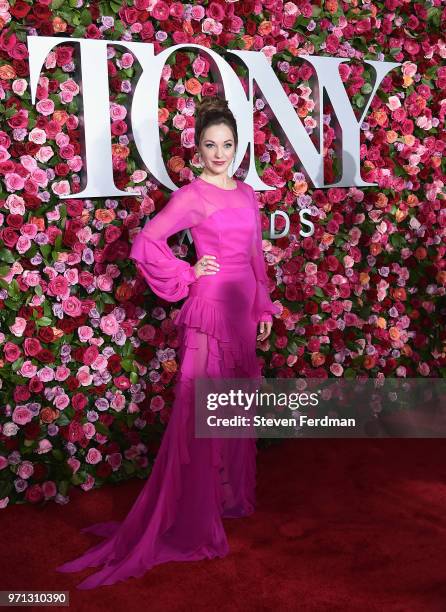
[129,185,203,302]
[249,186,281,323]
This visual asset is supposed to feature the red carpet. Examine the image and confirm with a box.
[3,439,446,611]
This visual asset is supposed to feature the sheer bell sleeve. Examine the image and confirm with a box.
[250,186,281,323]
[129,185,204,302]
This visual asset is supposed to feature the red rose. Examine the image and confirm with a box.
[24,422,40,440]
[25,484,44,504]
[108,354,121,373]
[36,349,55,363]
[104,225,122,243]
[6,214,23,229]
[66,376,80,392]
[23,338,42,357]
[96,462,113,478]
[68,421,84,443]
[55,163,69,177]
[37,326,54,343]
[140,21,155,40]
[7,109,28,129]
[1,227,18,248]
[32,463,47,481]
[46,226,62,244]
[72,393,87,412]
[66,200,83,217]
[10,0,31,18]
[83,345,99,366]
[85,24,101,39]
[56,46,73,67]
[13,385,30,402]
[29,377,43,394]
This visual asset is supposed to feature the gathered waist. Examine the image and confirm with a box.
[197,257,252,267]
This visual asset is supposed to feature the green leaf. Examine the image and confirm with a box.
[52,449,65,462]
[121,359,134,372]
[40,244,51,258]
[95,422,111,437]
[344,368,357,379]
[0,248,15,263]
[36,317,52,327]
[11,357,24,372]
[80,9,92,25]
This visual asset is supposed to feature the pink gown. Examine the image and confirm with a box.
[55,176,280,589]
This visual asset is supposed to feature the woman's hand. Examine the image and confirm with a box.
[194,254,220,278]
[257,320,272,341]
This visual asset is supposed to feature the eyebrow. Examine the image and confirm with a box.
[204,139,233,143]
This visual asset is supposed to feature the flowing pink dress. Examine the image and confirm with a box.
[55,176,280,589]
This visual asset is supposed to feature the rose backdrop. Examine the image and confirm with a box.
[0,0,445,507]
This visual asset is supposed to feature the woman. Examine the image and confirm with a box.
[56,96,280,589]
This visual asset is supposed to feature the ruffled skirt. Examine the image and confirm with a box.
[56,271,261,590]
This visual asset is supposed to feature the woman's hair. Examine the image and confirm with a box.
[194,96,238,150]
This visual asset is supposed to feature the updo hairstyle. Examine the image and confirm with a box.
[194,96,238,150]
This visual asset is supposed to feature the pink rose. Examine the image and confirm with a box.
[96,274,113,291]
[31,169,48,186]
[180,127,195,148]
[330,363,344,376]
[64,268,78,285]
[37,439,53,454]
[107,452,122,471]
[38,367,55,383]
[100,314,119,335]
[78,325,93,342]
[36,98,55,116]
[48,276,69,297]
[110,103,127,121]
[150,395,165,412]
[12,406,34,425]
[54,394,69,410]
[9,317,27,337]
[12,79,27,96]
[16,235,31,254]
[111,393,125,412]
[86,448,102,464]
[82,423,95,440]
[151,0,169,19]
[80,474,95,491]
[42,481,57,498]
[77,366,93,386]
[3,341,21,362]
[91,355,108,371]
[19,361,38,378]
[55,365,70,381]
[67,458,81,473]
[5,173,25,191]
[51,180,70,196]
[62,295,82,317]
[18,461,34,479]
[67,156,82,172]
[29,128,47,144]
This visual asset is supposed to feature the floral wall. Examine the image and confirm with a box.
[0,0,445,506]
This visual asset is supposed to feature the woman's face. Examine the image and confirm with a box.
[198,123,236,177]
